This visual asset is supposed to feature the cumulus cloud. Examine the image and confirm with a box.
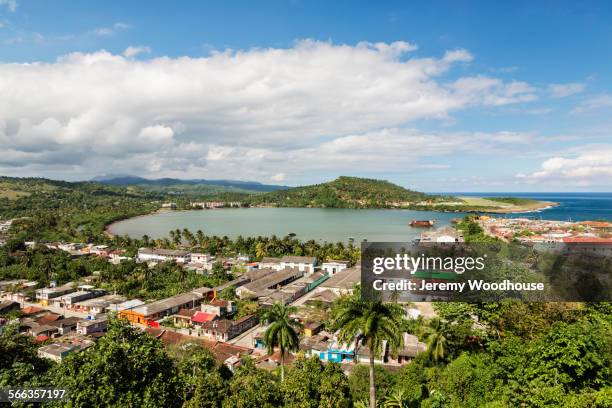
[122,45,151,58]
[516,146,612,186]
[0,40,538,181]
[548,82,585,98]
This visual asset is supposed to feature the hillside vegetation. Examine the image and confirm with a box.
[247,176,437,208]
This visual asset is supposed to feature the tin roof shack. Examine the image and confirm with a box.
[0,300,20,315]
[38,343,78,362]
[76,316,108,335]
[105,299,145,313]
[387,334,427,365]
[236,268,303,300]
[35,282,76,306]
[119,292,204,325]
[200,314,258,342]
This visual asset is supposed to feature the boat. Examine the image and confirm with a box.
[410,220,435,227]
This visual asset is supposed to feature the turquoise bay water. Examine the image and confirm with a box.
[109,207,461,242]
[109,193,612,242]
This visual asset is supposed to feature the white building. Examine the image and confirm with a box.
[280,256,317,275]
[420,227,464,243]
[321,260,351,275]
[137,248,191,264]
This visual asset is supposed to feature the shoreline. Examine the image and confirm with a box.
[104,200,559,238]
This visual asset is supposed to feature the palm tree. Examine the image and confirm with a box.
[331,292,405,408]
[195,229,205,247]
[384,389,407,407]
[421,318,447,363]
[260,302,302,381]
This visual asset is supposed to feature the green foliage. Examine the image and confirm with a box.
[221,358,282,408]
[51,318,180,408]
[348,364,398,404]
[247,176,435,208]
[0,324,53,387]
[281,357,351,408]
[261,302,303,381]
[487,196,538,206]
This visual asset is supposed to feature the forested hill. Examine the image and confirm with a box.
[247,176,438,208]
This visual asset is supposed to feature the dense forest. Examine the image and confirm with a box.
[246,176,440,208]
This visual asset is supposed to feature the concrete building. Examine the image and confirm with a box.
[280,256,317,275]
[137,248,190,263]
[321,260,351,275]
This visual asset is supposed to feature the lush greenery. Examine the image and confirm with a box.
[246,176,437,208]
[261,302,303,381]
[1,302,609,407]
[487,196,539,206]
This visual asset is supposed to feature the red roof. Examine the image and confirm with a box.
[21,306,44,315]
[37,313,62,324]
[35,335,49,343]
[578,221,612,228]
[192,311,217,324]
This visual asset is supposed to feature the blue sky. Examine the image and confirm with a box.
[1,0,612,191]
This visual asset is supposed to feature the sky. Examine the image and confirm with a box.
[1,1,612,192]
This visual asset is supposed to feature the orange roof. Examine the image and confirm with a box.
[21,306,44,315]
[562,237,612,243]
[35,335,49,343]
[578,221,612,228]
[37,313,62,324]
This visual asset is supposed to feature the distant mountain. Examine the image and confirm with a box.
[246,176,437,208]
[92,175,289,193]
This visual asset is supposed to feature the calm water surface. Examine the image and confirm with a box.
[109,193,612,242]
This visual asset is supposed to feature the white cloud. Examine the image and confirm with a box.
[516,146,612,186]
[122,45,151,58]
[0,0,17,12]
[548,82,585,98]
[572,94,612,113]
[90,22,130,36]
[0,41,538,181]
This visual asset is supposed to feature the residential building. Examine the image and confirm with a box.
[236,267,303,299]
[35,282,76,306]
[105,299,145,313]
[49,316,84,335]
[321,260,351,275]
[76,316,108,335]
[137,248,191,263]
[119,292,203,325]
[316,267,361,296]
[201,299,237,317]
[74,294,126,315]
[280,256,317,275]
[258,257,282,270]
[38,343,78,362]
[200,314,258,342]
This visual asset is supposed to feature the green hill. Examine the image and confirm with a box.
[247,176,437,208]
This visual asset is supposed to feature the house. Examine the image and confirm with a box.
[420,226,465,243]
[201,299,237,317]
[280,256,317,275]
[387,334,427,365]
[161,202,177,209]
[49,316,84,335]
[321,260,351,275]
[30,324,59,338]
[119,292,203,325]
[191,311,217,326]
[105,299,145,313]
[316,267,361,296]
[76,316,108,335]
[172,309,198,328]
[258,257,282,270]
[191,253,214,264]
[35,282,76,306]
[56,289,106,309]
[247,267,275,282]
[74,294,126,315]
[236,268,303,299]
[137,248,190,263]
[303,322,323,337]
[38,343,78,362]
[200,314,258,342]
[305,289,339,306]
[0,300,19,314]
